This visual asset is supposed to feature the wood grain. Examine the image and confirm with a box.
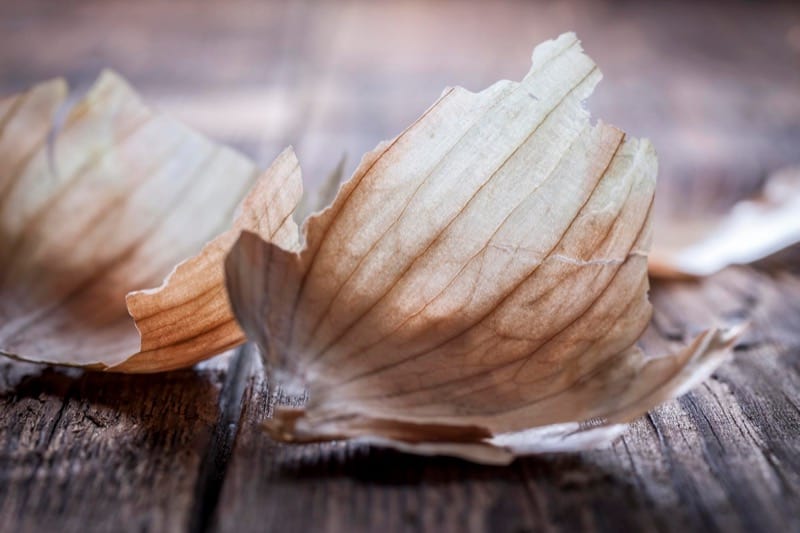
[211,268,800,533]
[0,359,227,532]
[0,1,799,532]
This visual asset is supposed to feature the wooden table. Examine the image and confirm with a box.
[1,1,799,531]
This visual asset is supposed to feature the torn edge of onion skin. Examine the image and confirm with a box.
[257,324,744,465]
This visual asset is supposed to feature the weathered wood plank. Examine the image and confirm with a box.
[205,2,800,530]
[211,267,800,533]
[0,1,799,532]
[0,358,230,533]
[1,0,797,193]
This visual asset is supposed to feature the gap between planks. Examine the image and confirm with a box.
[188,345,255,533]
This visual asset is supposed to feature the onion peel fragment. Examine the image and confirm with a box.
[223,33,743,463]
[0,33,744,462]
[0,71,301,372]
[649,166,800,279]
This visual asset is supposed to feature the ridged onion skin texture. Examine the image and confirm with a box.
[0,33,741,462]
[0,71,301,371]
[224,33,741,464]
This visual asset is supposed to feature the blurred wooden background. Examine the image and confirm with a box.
[1,1,799,532]
[2,0,799,213]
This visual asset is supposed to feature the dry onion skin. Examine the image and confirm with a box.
[225,33,742,464]
[649,165,800,279]
[0,71,301,372]
[0,33,743,463]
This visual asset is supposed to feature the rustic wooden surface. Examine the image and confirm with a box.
[1,1,799,532]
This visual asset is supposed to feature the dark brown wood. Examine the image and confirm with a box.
[1,1,799,532]
[0,359,227,532]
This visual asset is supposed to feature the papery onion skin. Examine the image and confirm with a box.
[0,72,302,372]
[223,33,742,463]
